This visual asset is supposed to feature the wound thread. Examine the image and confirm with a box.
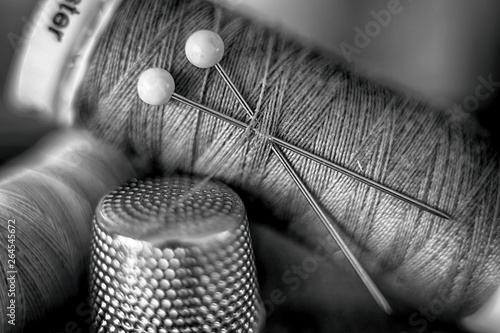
[0,130,135,333]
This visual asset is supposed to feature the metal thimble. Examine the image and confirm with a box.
[90,177,265,333]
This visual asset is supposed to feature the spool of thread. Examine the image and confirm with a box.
[90,177,265,332]
[0,130,135,333]
[78,0,500,318]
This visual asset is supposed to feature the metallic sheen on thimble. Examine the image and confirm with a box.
[90,177,265,333]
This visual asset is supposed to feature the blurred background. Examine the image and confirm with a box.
[1,0,500,164]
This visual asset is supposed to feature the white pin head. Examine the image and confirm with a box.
[185,30,225,68]
[137,68,175,105]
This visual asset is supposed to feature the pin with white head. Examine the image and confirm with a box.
[135,63,453,226]
[184,30,395,314]
[184,30,257,120]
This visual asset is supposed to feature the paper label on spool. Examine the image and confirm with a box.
[6,0,123,126]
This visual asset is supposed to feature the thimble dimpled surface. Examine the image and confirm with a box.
[90,177,265,333]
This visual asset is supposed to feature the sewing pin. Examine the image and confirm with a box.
[183,30,393,314]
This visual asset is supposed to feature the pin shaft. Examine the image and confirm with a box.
[273,144,393,314]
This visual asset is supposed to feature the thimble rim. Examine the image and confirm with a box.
[95,176,246,248]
